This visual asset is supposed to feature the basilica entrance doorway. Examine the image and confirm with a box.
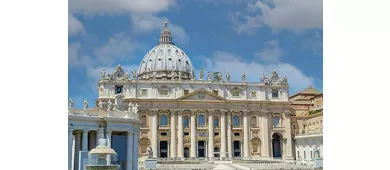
[272,133,282,158]
[198,141,205,157]
[184,147,190,158]
[160,141,168,158]
[233,141,241,157]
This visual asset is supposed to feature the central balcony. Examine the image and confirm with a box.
[197,125,208,130]
[159,125,170,130]
[233,125,243,130]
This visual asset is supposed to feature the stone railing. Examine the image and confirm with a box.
[232,125,243,129]
[68,108,139,120]
[159,125,170,129]
[295,128,323,136]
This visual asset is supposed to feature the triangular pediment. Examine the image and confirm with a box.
[177,88,226,101]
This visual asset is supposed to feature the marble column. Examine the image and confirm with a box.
[190,110,196,158]
[261,111,270,158]
[74,131,81,170]
[151,110,158,158]
[177,111,184,158]
[68,129,73,170]
[243,111,249,159]
[208,111,214,159]
[126,131,134,170]
[220,111,226,158]
[132,131,139,170]
[227,112,232,158]
[82,129,89,151]
[106,130,112,165]
[170,111,177,157]
[284,112,294,160]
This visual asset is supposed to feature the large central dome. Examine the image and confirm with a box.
[137,22,195,80]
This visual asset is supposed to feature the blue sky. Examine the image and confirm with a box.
[68,0,323,108]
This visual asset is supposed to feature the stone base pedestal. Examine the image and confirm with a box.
[144,159,157,170]
[313,158,323,169]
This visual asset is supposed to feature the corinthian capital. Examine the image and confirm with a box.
[150,109,158,116]
[190,109,197,116]
[242,110,249,116]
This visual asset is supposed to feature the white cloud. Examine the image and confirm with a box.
[229,12,262,35]
[254,39,283,63]
[231,0,323,34]
[131,14,189,43]
[69,0,176,15]
[68,14,85,36]
[200,51,318,93]
[94,33,138,65]
[68,42,93,66]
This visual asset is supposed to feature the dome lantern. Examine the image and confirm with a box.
[159,21,174,45]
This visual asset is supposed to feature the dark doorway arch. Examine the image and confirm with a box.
[272,133,282,158]
[184,147,190,158]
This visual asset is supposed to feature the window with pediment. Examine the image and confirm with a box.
[214,116,219,128]
[160,115,168,126]
[198,114,205,126]
[233,115,240,127]
[184,116,189,127]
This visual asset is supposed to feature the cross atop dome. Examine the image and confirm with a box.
[159,21,174,45]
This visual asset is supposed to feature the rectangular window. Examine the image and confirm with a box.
[272,89,279,98]
[234,133,240,136]
[159,89,168,96]
[213,90,218,95]
[184,132,189,136]
[141,89,147,96]
[298,151,300,158]
[214,132,219,136]
[232,91,240,97]
[251,91,256,98]
[115,86,123,94]
[184,90,189,95]
[161,132,167,136]
[304,151,306,159]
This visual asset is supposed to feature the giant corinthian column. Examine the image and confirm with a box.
[190,110,196,158]
[227,112,232,158]
[243,110,249,159]
[177,110,184,158]
[220,111,226,158]
[170,111,177,157]
[151,110,158,158]
[284,111,294,160]
[208,110,214,159]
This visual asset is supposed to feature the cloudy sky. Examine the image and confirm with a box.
[68,0,323,108]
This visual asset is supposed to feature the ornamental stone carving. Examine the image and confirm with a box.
[98,100,104,111]
[101,69,106,79]
[107,99,113,111]
[242,73,246,82]
[131,70,137,79]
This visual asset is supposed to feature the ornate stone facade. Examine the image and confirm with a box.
[95,22,295,161]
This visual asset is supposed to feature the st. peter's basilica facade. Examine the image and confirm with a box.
[95,22,294,161]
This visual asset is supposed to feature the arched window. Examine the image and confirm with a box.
[214,117,219,128]
[273,116,279,127]
[142,115,147,126]
[251,116,257,127]
[233,115,240,127]
[198,115,205,126]
[160,115,167,126]
[184,116,189,127]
